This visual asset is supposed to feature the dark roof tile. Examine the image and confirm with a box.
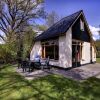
[35,10,83,41]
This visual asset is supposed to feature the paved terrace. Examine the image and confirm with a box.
[16,63,100,81]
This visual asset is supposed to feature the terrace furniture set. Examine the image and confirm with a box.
[18,58,51,72]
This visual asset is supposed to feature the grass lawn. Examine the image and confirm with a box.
[0,64,100,100]
[97,58,100,63]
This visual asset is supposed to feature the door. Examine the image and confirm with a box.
[72,44,80,67]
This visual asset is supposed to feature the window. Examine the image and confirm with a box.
[42,40,59,60]
[80,19,84,31]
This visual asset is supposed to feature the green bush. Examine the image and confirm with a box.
[97,51,100,58]
[0,44,17,63]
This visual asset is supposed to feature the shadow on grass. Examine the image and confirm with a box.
[0,64,100,100]
[80,77,100,99]
[0,65,59,99]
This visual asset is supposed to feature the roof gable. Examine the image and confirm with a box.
[72,15,91,42]
[35,10,83,41]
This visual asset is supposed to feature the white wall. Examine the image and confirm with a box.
[81,42,91,64]
[92,46,96,62]
[30,41,42,60]
[30,28,72,68]
[49,28,72,68]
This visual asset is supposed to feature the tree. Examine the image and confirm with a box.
[0,0,45,62]
[46,11,60,28]
[99,25,100,40]
[37,25,47,31]
[0,0,44,41]
[23,27,36,59]
[95,40,100,58]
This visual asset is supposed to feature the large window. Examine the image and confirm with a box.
[42,40,59,60]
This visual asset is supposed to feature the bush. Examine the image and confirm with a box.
[0,44,17,63]
[97,51,100,58]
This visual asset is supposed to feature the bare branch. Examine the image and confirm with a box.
[0,34,5,41]
[0,0,44,43]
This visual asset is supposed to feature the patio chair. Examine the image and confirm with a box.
[40,58,50,70]
[21,60,29,72]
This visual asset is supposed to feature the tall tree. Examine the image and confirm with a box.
[23,27,36,59]
[37,24,47,31]
[0,0,45,61]
[46,11,60,28]
[99,25,100,40]
[0,0,44,42]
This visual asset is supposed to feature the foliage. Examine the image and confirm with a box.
[97,51,100,58]
[46,11,60,28]
[22,27,36,59]
[0,0,45,62]
[37,25,47,31]
[97,58,100,63]
[0,44,16,63]
[0,27,36,63]
[95,40,100,57]
[0,0,44,42]
[0,64,100,100]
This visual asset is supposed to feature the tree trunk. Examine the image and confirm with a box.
[17,33,23,68]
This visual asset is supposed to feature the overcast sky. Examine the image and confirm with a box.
[43,0,100,40]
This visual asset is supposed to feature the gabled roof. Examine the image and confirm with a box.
[35,10,83,41]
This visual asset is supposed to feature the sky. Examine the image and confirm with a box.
[42,0,100,40]
[0,0,100,43]
[44,0,100,27]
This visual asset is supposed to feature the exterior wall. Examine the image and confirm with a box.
[30,41,42,60]
[30,31,95,68]
[30,27,72,68]
[92,46,96,62]
[49,28,72,68]
[81,42,91,65]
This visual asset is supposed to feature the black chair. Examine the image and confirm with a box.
[21,60,29,72]
[34,60,41,69]
[29,61,35,72]
[17,58,22,69]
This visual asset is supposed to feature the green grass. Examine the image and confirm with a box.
[0,64,100,100]
[97,58,100,63]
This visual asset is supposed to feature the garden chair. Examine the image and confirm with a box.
[40,58,50,70]
[21,60,29,72]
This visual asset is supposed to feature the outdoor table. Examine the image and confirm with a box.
[29,60,41,71]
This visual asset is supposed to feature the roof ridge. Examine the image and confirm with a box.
[62,10,83,19]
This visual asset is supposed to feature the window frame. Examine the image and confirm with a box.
[41,39,59,60]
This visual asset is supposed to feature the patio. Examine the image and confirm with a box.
[16,63,100,81]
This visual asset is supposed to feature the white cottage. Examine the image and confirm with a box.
[30,10,96,68]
